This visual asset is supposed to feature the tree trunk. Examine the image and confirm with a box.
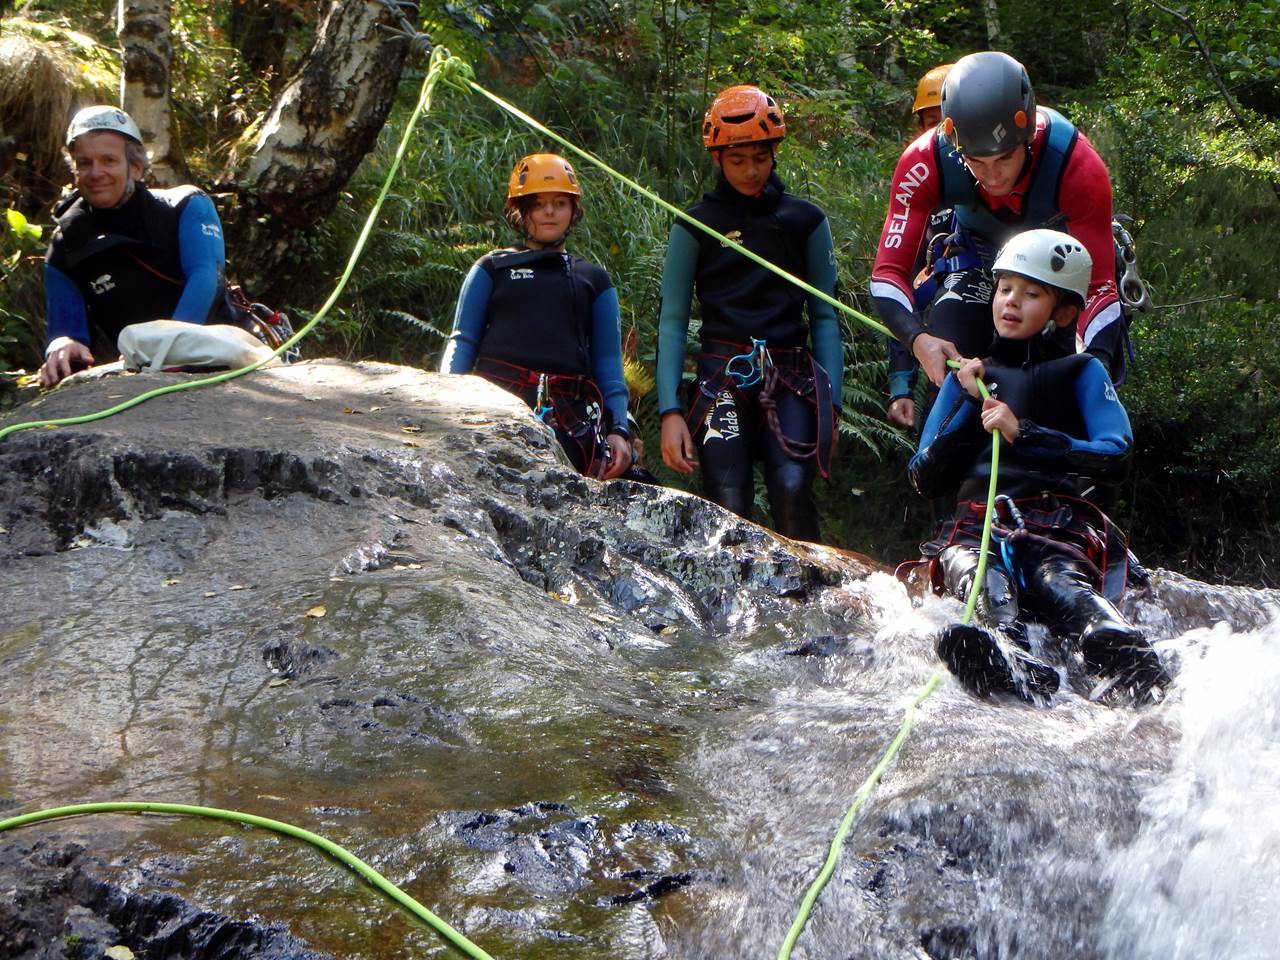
[981,0,1003,48]
[233,0,411,297]
[117,0,186,185]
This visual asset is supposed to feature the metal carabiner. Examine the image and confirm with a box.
[994,494,1026,530]
[1113,220,1153,313]
[534,373,553,422]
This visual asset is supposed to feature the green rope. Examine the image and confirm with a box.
[0,800,494,960]
[0,48,471,446]
[464,81,893,341]
[777,362,1001,959]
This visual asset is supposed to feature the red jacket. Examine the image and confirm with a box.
[870,109,1120,347]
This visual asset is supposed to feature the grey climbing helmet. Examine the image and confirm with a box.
[940,51,1035,157]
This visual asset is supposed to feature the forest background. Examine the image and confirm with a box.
[1,0,1277,585]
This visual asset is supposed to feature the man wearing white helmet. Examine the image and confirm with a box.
[39,105,228,387]
[907,229,1168,706]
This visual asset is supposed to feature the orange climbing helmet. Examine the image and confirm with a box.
[912,64,953,116]
[701,85,786,149]
[505,153,581,206]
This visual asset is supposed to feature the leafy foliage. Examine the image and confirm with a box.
[4,0,1280,581]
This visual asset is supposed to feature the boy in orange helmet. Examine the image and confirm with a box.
[656,85,842,541]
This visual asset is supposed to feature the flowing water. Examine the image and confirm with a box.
[1,363,1277,959]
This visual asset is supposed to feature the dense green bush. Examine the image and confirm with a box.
[3,0,1278,583]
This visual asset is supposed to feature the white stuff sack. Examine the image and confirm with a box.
[117,320,276,372]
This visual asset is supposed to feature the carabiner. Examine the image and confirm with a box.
[725,338,769,388]
[534,373,553,422]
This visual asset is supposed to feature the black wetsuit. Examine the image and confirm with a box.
[655,172,841,541]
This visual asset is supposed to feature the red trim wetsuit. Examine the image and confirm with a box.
[871,109,1124,378]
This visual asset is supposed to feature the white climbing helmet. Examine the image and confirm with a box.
[992,228,1092,305]
[66,105,142,146]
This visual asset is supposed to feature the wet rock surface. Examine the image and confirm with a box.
[1,361,1275,959]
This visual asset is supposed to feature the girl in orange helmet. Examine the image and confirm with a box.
[655,85,842,541]
[441,153,632,479]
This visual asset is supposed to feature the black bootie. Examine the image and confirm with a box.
[936,624,1060,704]
[1079,621,1170,705]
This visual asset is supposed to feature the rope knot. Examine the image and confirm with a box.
[429,48,475,91]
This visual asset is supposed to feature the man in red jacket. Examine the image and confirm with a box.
[870,51,1125,390]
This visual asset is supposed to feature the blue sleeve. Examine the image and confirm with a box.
[44,262,90,348]
[440,263,492,374]
[588,285,629,433]
[907,374,982,497]
[172,193,225,324]
[656,223,699,415]
[804,217,842,402]
[1013,358,1131,477]
[887,336,918,400]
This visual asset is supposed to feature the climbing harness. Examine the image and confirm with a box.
[223,283,301,362]
[473,356,610,476]
[0,801,494,960]
[685,338,837,478]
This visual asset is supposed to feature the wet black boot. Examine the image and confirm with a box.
[936,623,1060,703]
[1029,557,1170,705]
[1079,621,1170,705]
[935,547,1058,703]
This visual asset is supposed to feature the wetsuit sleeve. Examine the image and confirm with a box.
[44,262,90,349]
[1059,135,1121,349]
[1013,358,1131,479]
[656,223,699,415]
[172,193,225,325]
[870,133,943,347]
[440,262,492,374]
[907,374,984,497]
[887,336,917,401]
[589,285,630,435]
[805,217,843,400]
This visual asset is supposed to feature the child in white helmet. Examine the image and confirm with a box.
[908,229,1168,705]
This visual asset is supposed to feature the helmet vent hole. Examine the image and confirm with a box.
[722,111,754,126]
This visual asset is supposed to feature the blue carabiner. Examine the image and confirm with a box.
[726,338,768,388]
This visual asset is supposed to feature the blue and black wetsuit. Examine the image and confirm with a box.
[909,335,1145,653]
[656,172,841,541]
[45,183,226,355]
[441,246,628,476]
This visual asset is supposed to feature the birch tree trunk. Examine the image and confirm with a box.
[117,0,185,185]
[234,0,411,294]
[982,0,1004,48]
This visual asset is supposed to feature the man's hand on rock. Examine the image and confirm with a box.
[39,339,94,388]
